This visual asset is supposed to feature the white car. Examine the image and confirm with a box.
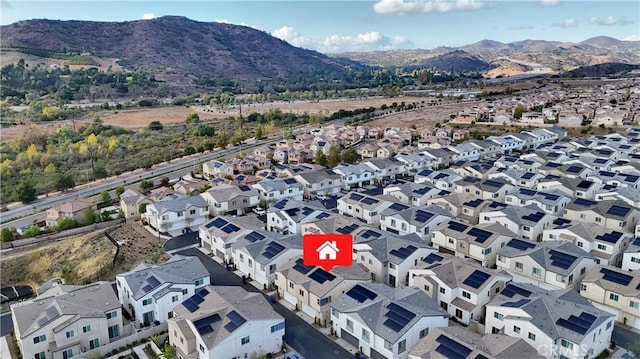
[252,207,266,215]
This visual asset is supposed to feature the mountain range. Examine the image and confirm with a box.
[1,16,639,86]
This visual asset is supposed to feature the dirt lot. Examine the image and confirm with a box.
[366,101,470,130]
[0,223,168,288]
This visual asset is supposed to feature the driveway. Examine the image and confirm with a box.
[163,232,199,253]
[176,248,353,359]
[613,324,640,350]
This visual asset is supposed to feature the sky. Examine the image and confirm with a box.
[1,0,638,53]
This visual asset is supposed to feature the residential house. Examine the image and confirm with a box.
[563,198,638,232]
[202,160,234,179]
[11,282,123,359]
[173,178,210,195]
[45,199,97,227]
[198,216,270,260]
[251,177,304,203]
[383,182,449,207]
[275,257,370,324]
[485,282,614,359]
[394,152,435,174]
[119,189,151,220]
[431,220,517,268]
[380,204,453,241]
[200,184,260,217]
[232,234,303,289]
[479,204,556,241]
[145,196,209,235]
[496,239,596,290]
[363,158,408,183]
[580,265,640,329]
[294,169,343,198]
[409,255,512,325]
[542,222,634,266]
[338,192,394,225]
[333,163,376,189]
[267,199,330,234]
[408,326,543,359]
[489,168,545,189]
[331,282,449,359]
[537,176,600,200]
[454,177,514,202]
[169,285,285,359]
[504,188,571,216]
[414,169,462,190]
[116,255,210,325]
[622,237,640,271]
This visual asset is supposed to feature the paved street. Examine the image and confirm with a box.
[175,248,354,359]
[613,324,640,350]
[0,313,12,337]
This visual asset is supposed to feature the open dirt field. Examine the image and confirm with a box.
[366,102,471,130]
[0,50,121,71]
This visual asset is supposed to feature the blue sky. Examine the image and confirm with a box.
[1,0,638,53]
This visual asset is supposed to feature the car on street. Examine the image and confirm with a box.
[252,206,266,215]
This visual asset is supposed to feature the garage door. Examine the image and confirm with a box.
[370,348,387,359]
[302,303,317,319]
[215,249,225,260]
[283,291,297,307]
[341,329,359,347]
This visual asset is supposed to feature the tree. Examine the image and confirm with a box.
[55,174,76,192]
[57,217,79,231]
[163,343,176,359]
[1,228,14,242]
[83,207,97,225]
[100,190,111,205]
[140,179,152,190]
[254,125,264,140]
[93,166,108,179]
[327,145,341,167]
[185,112,200,124]
[23,225,41,238]
[148,121,163,131]
[314,149,327,166]
[44,163,57,174]
[340,146,359,164]
[215,132,229,149]
[184,147,197,156]
[513,104,526,119]
[138,203,148,215]
[16,181,37,203]
[85,133,101,172]
[115,186,125,197]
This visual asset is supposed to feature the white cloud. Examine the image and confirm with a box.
[214,19,259,29]
[271,26,414,53]
[373,0,485,15]
[552,18,577,28]
[623,35,639,41]
[540,0,560,6]
[141,13,156,20]
[590,16,634,26]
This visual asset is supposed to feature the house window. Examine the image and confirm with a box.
[630,301,639,309]
[168,311,174,319]
[581,284,587,291]
[420,328,429,338]
[532,268,541,278]
[190,209,196,215]
[172,295,179,302]
[384,340,393,351]
[241,336,250,345]
[195,278,204,286]
[439,287,446,294]
[549,234,556,239]
[82,325,91,333]
[248,259,253,268]
[65,330,74,338]
[362,328,370,343]
[289,281,294,289]
[33,334,46,344]
[299,289,304,296]
[462,291,471,299]
[143,298,153,305]
[318,297,332,306]
[483,247,492,255]
[448,238,454,244]
[580,267,586,275]
[557,274,566,283]
[106,311,118,319]
[332,308,340,319]
[389,263,396,269]
[595,217,602,223]
[62,349,73,359]
[35,352,46,359]
[239,253,244,262]
[200,344,205,352]
[514,326,521,334]
[607,321,612,329]
[346,319,354,332]
[597,244,607,250]
[89,338,100,350]
[182,288,188,295]
[577,242,583,248]
[459,242,465,248]
[271,322,285,332]
[108,325,119,339]
[455,309,463,319]
[561,339,574,349]
[610,293,619,302]
[528,332,536,341]
[398,339,407,353]
[424,285,430,291]
[494,312,504,320]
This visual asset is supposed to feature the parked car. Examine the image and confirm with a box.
[284,354,304,359]
[252,206,266,215]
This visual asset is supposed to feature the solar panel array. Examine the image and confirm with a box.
[596,231,623,244]
[182,288,210,313]
[273,200,288,209]
[463,270,491,289]
[634,237,640,246]
[519,188,537,196]
[501,284,532,298]
[522,212,545,224]
[468,228,491,243]
[502,298,530,307]
[423,253,444,264]
[600,267,633,286]
[336,224,360,234]
[389,203,410,212]
[622,174,640,183]
[448,221,468,233]
[541,192,560,201]
[309,268,337,284]
[413,187,431,195]
[414,210,434,223]
[224,310,247,333]
[607,205,630,217]
[238,185,252,192]
[383,303,416,333]
[345,285,378,303]
[566,166,583,174]
[434,173,448,180]
[361,230,381,239]
[483,179,503,188]
[221,223,241,234]
[262,242,286,259]
[599,171,616,177]
[554,218,572,226]
[390,245,418,260]
[576,180,593,189]
[556,312,596,335]
[506,238,537,251]
[245,231,265,243]
[194,313,222,335]
[317,212,331,219]
[283,178,298,185]
[349,193,364,201]
[549,249,577,269]
[205,217,227,229]
[361,197,379,205]
[464,199,483,208]
[522,172,535,180]
[435,334,472,359]
[574,198,597,207]
[293,258,314,274]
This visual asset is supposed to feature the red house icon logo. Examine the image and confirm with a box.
[304,234,353,271]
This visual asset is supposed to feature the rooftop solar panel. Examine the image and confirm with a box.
[196,288,209,297]
[227,310,247,327]
[293,259,314,274]
[283,178,298,184]
[483,180,503,188]
[448,221,468,233]
[600,268,632,286]
[194,313,221,329]
[345,285,378,303]
[423,253,444,264]
[183,298,199,312]
[414,210,434,223]
[549,249,577,269]
[506,238,537,251]
[349,193,365,201]
[574,198,597,207]
[224,322,238,333]
[607,205,630,217]
[309,268,336,284]
[468,228,491,243]
[519,188,537,196]
[502,299,530,307]
[222,223,241,234]
[435,335,472,359]
[522,212,545,224]
[273,200,288,209]
[463,199,483,208]
[142,284,153,293]
[361,197,379,205]
[246,231,266,243]
[567,166,583,174]
[463,270,491,289]
[238,185,251,192]
[576,180,593,189]
[633,237,640,246]
[383,318,404,332]
[521,173,536,181]
[501,284,532,298]
[595,231,623,244]
[361,230,381,239]
[389,203,410,211]
[206,217,228,229]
